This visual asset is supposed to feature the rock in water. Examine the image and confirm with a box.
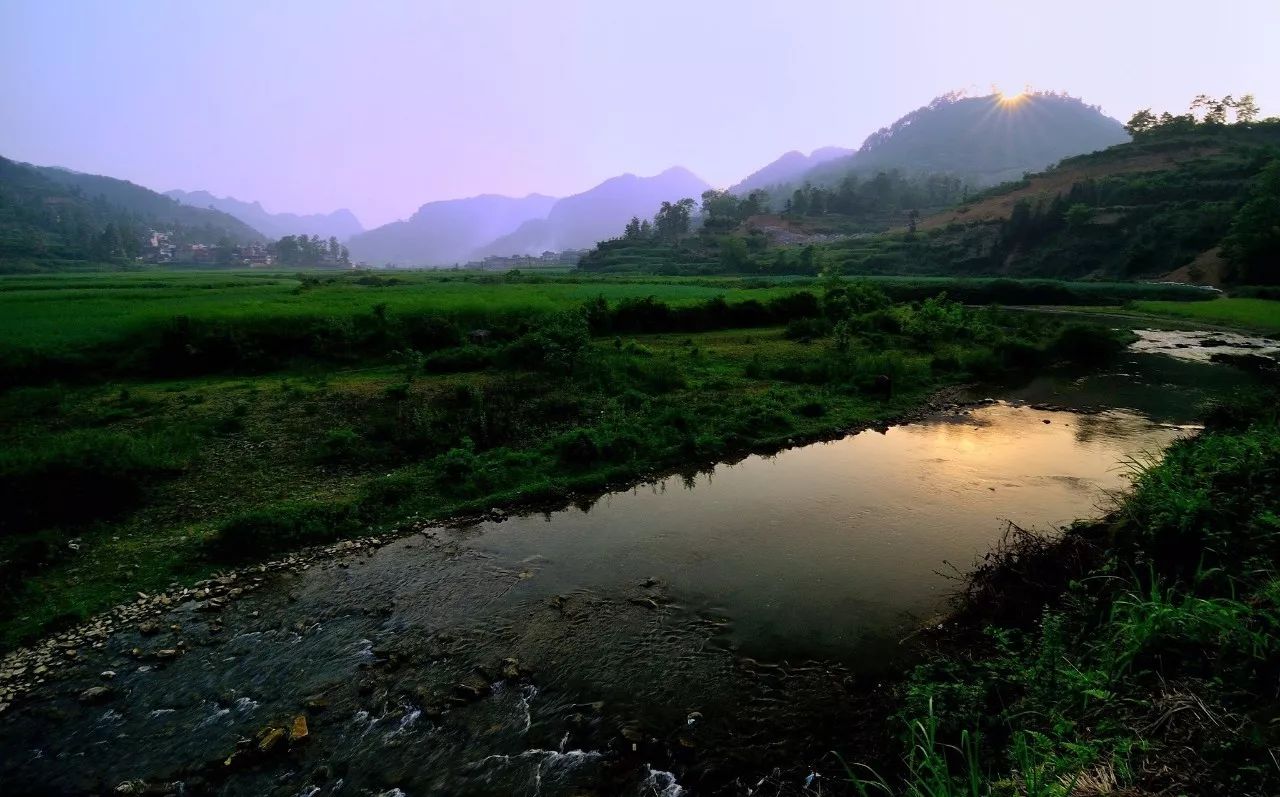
[257,727,286,753]
[290,715,309,743]
[78,685,113,704]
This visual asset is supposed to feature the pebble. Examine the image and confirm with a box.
[0,533,389,715]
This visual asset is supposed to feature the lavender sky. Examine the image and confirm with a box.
[2,1,1276,228]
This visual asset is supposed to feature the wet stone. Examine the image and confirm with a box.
[79,685,113,704]
[256,726,286,753]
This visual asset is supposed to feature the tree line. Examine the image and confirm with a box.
[270,234,351,266]
[1125,93,1262,136]
[783,171,969,219]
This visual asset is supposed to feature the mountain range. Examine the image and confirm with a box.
[344,194,557,266]
[343,93,1125,266]
[344,167,711,266]
[2,90,1131,269]
[165,190,364,242]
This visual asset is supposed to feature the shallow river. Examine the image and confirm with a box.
[0,329,1271,796]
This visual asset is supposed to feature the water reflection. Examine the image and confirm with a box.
[470,402,1186,662]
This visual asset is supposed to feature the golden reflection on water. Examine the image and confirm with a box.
[476,402,1190,659]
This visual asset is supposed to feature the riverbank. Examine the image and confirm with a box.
[865,393,1280,795]
[1057,296,1280,336]
[0,395,1200,795]
[1,285,1123,648]
[0,383,985,715]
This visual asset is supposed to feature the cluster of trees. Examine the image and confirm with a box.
[622,197,697,243]
[1222,158,1280,283]
[270,234,350,266]
[1125,93,1262,136]
[784,171,970,218]
[699,189,770,231]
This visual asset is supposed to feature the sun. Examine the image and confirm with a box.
[995,84,1030,104]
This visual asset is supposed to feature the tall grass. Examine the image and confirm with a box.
[871,407,1280,795]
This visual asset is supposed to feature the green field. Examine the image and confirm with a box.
[1130,297,1280,334]
[0,269,1137,646]
[0,270,800,352]
[0,270,1216,360]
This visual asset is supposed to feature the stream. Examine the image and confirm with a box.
[0,329,1273,796]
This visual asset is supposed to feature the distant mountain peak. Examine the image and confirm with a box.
[166,189,364,241]
[466,167,711,263]
[729,146,855,194]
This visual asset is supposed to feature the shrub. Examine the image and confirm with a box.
[0,430,188,535]
[785,317,827,341]
[554,429,600,467]
[423,345,494,373]
[1050,323,1127,363]
[206,501,359,561]
[317,426,363,463]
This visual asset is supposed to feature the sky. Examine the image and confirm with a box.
[2,1,1277,229]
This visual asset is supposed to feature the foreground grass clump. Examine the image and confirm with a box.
[863,399,1280,795]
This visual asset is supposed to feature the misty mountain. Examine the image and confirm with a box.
[346,194,557,266]
[728,147,855,195]
[27,164,264,242]
[166,189,363,241]
[0,155,263,267]
[472,167,712,259]
[803,92,1129,188]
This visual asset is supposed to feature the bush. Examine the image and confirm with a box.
[206,501,359,561]
[423,345,494,373]
[1050,323,1127,363]
[0,430,188,535]
[785,317,827,341]
[317,426,364,463]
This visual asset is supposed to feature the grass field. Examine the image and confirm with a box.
[1129,297,1280,334]
[0,270,800,353]
[0,270,1216,356]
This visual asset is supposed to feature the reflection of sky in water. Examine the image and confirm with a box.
[995,330,1269,426]
[471,403,1186,661]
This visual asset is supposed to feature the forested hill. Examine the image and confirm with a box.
[728,147,854,195]
[805,92,1129,188]
[0,157,262,270]
[881,119,1280,283]
[33,166,263,240]
[579,113,1280,284]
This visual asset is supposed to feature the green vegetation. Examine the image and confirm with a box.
[269,233,351,267]
[1128,297,1280,334]
[0,156,260,271]
[860,395,1280,795]
[580,110,1280,284]
[0,270,1214,388]
[0,270,1132,647]
[1066,297,1280,335]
